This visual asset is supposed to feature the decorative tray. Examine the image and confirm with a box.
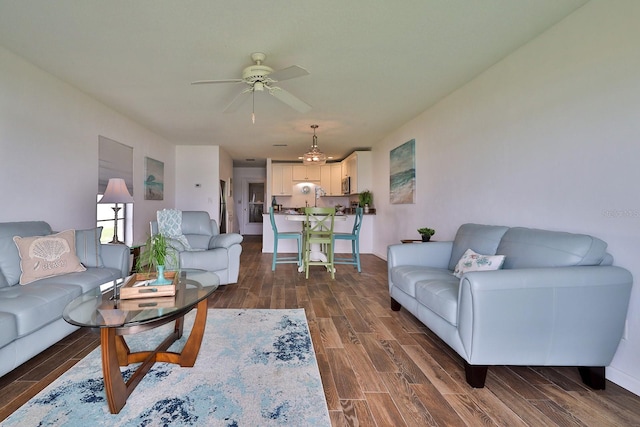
[120,271,178,300]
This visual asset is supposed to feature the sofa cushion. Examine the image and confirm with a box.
[453,249,505,278]
[0,312,17,348]
[40,267,123,294]
[496,227,608,269]
[13,230,86,285]
[75,227,104,268]
[0,282,83,337]
[0,221,53,287]
[448,224,509,271]
[390,265,455,298]
[415,276,460,326]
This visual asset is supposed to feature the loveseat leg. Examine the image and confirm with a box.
[390,297,401,311]
[464,362,488,388]
[578,366,606,390]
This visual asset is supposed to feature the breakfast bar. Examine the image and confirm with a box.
[262,211,374,255]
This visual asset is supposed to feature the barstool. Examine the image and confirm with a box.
[269,207,302,271]
[303,207,336,279]
[332,207,363,272]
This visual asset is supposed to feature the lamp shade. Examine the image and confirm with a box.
[99,178,134,204]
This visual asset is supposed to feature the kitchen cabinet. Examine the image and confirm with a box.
[341,151,372,194]
[271,164,293,195]
[330,163,343,195]
[319,163,344,195]
[292,165,321,181]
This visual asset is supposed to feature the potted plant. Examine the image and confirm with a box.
[358,190,373,213]
[136,233,178,284]
[417,227,435,242]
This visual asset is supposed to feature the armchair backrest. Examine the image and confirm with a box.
[151,211,220,250]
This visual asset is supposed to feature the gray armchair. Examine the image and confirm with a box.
[151,211,243,285]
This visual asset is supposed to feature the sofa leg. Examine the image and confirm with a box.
[464,362,488,388]
[578,366,606,390]
[390,297,401,311]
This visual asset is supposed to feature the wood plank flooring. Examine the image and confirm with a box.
[1,235,639,425]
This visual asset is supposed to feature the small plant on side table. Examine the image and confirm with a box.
[417,227,435,242]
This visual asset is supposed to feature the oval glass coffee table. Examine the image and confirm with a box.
[63,269,219,414]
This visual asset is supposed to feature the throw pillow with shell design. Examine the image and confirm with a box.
[13,229,86,285]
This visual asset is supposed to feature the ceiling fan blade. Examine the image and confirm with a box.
[191,79,243,85]
[224,88,252,113]
[268,65,309,82]
[269,86,311,113]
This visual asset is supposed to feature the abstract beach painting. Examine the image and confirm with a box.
[144,157,164,200]
[390,139,415,204]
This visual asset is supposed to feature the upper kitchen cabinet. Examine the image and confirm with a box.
[320,163,344,196]
[292,165,321,182]
[272,164,293,195]
[342,151,372,194]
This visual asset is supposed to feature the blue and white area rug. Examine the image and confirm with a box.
[3,309,330,426]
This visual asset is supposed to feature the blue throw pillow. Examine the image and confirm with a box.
[75,227,104,268]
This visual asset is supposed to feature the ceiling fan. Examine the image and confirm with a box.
[192,52,311,120]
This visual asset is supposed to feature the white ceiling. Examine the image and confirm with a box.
[0,0,587,166]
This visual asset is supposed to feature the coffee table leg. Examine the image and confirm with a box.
[177,298,208,366]
[101,327,129,414]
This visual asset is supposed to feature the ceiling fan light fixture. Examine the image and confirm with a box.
[302,124,327,165]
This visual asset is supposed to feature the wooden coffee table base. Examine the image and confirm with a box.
[100,298,209,414]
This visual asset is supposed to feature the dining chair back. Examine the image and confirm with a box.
[303,207,336,279]
[269,207,302,271]
[333,207,363,272]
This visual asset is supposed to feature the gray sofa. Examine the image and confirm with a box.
[150,211,243,285]
[0,221,129,378]
[388,223,633,389]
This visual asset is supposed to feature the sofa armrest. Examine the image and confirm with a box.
[457,266,633,365]
[209,233,243,249]
[100,244,130,278]
[387,241,453,269]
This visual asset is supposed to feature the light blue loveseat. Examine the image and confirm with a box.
[388,223,633,389]
[0,221,129,378]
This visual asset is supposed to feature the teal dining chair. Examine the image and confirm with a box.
[269,207,302,271]
[332,207,363,272]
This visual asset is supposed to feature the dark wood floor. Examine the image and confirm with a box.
[1,235,639,425]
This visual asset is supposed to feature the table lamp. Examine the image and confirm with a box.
[99,178,133,244]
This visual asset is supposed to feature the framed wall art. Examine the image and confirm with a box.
[390,139,415,204]
[144,157,164,200]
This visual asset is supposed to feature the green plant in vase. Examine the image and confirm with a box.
[417,227,435,242]
[136,233,178,285]
[358,190,373,213]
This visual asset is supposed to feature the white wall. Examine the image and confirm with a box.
[175,145,219,219]
[0,45,175,244]
[371,0,640,395]
[175,145,234,228]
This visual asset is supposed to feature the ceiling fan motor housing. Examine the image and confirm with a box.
[242,64,274,85]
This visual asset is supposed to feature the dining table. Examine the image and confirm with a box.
[285,213,347,272]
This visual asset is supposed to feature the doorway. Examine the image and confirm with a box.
[241,180,264,235]
[220,180,227,234]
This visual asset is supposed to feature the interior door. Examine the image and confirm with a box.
[219,180,227,234]
[242,180,264,235]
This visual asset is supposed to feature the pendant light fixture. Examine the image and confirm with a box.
[302,124,327,165]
